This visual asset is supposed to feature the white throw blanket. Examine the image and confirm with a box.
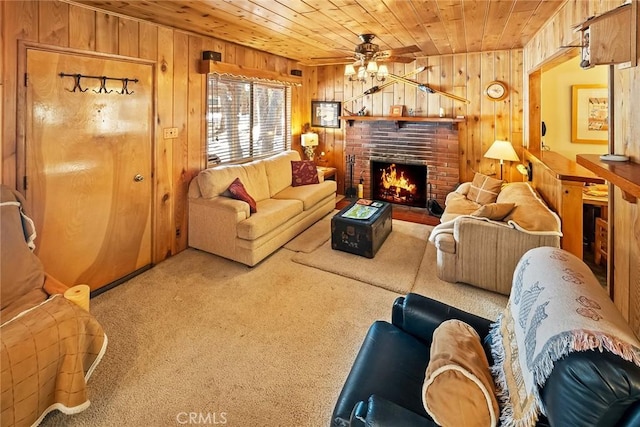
[489,247,640,426]
[428,213,562,244]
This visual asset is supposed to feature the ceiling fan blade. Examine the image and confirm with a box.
[312,58,358,65]
[310,55,354,60]
[381,56,416,64]
[383,45,421,56]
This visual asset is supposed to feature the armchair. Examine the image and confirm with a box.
[332,249,640,427]
[1,185,107,427]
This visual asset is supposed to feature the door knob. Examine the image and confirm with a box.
[134,174,144,182]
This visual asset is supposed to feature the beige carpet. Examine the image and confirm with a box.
[291,219,431,294]
[42,220,506,427]
[283,211,334,253]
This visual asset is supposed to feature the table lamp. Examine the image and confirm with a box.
[301,132,319,161]
[484,140,520,180]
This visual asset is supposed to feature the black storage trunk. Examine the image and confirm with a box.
[331,201,393,258]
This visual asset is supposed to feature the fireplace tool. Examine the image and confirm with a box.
[345,154,356,198]
[427,182,444,217]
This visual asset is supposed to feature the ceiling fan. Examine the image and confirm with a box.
[312,34,421,66]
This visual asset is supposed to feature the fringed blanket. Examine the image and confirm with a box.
[489,247,640,427]
[1,295,107,427]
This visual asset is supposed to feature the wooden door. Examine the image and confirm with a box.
[25,49,153,291]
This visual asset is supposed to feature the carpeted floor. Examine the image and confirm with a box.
[291,219,430,294]
[43,216,507,427]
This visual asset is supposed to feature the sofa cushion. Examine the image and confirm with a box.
[291,160,319,187]
[263,150,301,196]
[240,160,271,202]
[472,203,515,221]
[236,198,303,240]
[273,180,337,210]
[441,191,481,223]
[227,178,257,214]
[197,164,248,199]
[467,173,503,205]
[1,288,49,324]
[422,319,499,427]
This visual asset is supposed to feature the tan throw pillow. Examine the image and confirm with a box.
[422,319,499,427]
[467,173,503,205]
[472,202,515,221]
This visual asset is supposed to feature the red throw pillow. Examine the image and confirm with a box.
[291,160,319,187]
[228,177,257,213]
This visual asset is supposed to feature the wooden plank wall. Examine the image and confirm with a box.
[312,50,525,191]
[1,0,306,264]
[523,0,640,334]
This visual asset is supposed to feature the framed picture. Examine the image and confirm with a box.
[389,105,405,117]
[571,84,608,144]
[311,101,341,128]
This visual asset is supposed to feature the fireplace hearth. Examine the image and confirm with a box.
[371,160,427,208]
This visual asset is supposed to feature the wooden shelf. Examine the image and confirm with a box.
[576,154,640,202]
[340,115,465,127]
[525,150,604,183]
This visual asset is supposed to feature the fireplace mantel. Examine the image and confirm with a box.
[340,115,464,128]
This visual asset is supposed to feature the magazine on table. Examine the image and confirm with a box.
[342,200,380,220]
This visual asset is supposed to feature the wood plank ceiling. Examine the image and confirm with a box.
[70,0,566,65]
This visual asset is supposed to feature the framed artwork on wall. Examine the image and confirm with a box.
[571,84,608,144]
[389,105,405,117]
[311,101,341,128]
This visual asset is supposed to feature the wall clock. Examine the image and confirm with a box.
[485,81,508,101]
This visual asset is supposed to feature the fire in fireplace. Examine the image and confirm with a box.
[371,160,428,208]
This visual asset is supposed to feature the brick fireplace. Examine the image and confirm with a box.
[343,120,460,206]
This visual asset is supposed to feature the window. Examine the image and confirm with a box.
[206,74,291,167]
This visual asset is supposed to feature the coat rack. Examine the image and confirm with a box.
[59,73,139,95]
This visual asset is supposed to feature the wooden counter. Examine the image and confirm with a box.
[577,153,640,202]
[527,151,604,183]
[525,150,604,259]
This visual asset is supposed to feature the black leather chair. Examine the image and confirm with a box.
[331,293,640,427]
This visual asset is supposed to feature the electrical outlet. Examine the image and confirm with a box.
[163,127,178,139]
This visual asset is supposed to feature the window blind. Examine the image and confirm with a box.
[206,75,291,167]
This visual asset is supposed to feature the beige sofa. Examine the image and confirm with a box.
[429,181,562,295]
[188,150,337,266]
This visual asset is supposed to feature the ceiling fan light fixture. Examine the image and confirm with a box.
[344,64,356,76]
[366,60,378,74]
[377,64,388,78]
[357,66,366,81]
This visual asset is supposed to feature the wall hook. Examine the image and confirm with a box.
[94,76,113,94]
[119,78,137,95]
[60,73,88,92]
[60,72,138,94]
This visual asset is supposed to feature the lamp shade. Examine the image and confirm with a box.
[377,64,389,78]
[301,133,318,147]
[484,140,520,162]
[344,64,356,76]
